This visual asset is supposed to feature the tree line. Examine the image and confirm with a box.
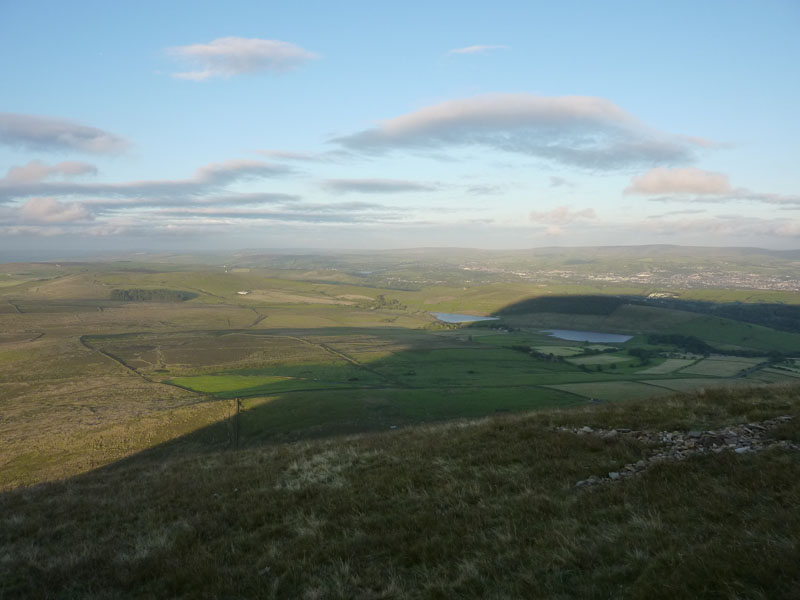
[110,289,197,302]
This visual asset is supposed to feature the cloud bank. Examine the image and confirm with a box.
[5,160,97,183]
[627,167,800,207]
[0,159,292,203]
[625,167,731,195]
[0,113,130,154]
[18,197,92,224]
[169,37,318,80]
[321,178,440,194]
[332,93,708,169]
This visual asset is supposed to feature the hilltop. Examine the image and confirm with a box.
[2,383,799,599]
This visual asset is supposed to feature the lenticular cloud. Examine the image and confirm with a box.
[333,93,707,169]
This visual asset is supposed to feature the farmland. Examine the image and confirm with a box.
[1,252,799,489]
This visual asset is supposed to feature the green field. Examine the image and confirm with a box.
[638,358,696,374]
[532,345,588,356]
[680,357,764,377]
[567,353,634,366]
[545,380,671,401]
[2,256,799,489]
[644,378,753,392]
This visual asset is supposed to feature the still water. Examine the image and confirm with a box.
[431,312,500,323]
[541,329,632,343]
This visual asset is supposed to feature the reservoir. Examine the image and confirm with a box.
[431,312,500,323]
[541,329,632,343]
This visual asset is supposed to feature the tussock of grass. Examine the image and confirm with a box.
[2,384,800,598]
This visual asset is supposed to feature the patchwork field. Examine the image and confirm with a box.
[1,259,798,489]
[638,358,696,374]
[680,357,764,377]
[567,353,634,366]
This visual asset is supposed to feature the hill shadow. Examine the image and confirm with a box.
[42,323,592,483]
[7,294,800,491]
[482,293,800,335]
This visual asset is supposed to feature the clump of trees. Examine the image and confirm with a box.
[110,289,196,302]
[647,334,713,355]
[627,347,653,366]
[375,295,407,310]
[507,345,565,362]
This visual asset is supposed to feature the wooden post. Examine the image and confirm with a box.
[234,398,241,451]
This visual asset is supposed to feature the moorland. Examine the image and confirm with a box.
[1,245,799,598]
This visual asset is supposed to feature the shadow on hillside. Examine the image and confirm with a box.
[60,322,594,482]
[490,295,626,317]
[484,294,800,335]
[10,294,800,489]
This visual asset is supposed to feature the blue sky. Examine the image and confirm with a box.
[1,0,799,252]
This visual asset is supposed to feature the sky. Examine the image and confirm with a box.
[1,0,799,254]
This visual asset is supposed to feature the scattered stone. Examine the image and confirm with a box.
[558,415,798,489]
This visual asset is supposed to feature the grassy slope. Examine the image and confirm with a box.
[2,384,799,599]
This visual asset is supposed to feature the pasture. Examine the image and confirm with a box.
[545,381,671,401]
[1,259,798,489]
[680,357,765,377]
[638,358,696,374]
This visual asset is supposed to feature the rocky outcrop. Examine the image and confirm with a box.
[557,416,799,488]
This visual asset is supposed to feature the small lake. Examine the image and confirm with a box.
[541,329,632,343]
[431,312,500,323]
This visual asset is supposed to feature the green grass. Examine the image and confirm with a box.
[567,353,633,366]
[637,358,696,374]
[2,383,799,599]
[4,260,800,502]
[235,386,584,442]
[644,378,752,392]
[546,380,670,401]
[670,315,800,352]
[531,345,584,356]
[167,374,292,393]
[680,358,765,377]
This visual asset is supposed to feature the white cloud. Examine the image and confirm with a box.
[0,113,130,154]
[168,37,318,80]
[18,197,92,224]
[332,93,707,169]
[449,44,509,54]
[627,167,800,207]
[5,160,97,183]
[625,167,731,195]
[0,159,292,203]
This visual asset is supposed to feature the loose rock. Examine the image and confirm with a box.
[553,415,798,488]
